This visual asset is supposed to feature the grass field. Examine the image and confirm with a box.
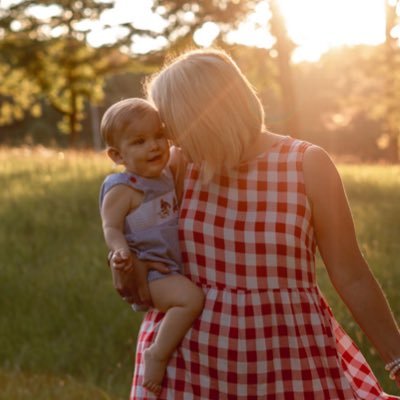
[0,147,399,398]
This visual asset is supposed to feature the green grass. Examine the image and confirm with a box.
[0,147,141,399]
[0,147,399,398]
[0,370,115,400]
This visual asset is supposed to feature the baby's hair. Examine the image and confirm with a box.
[145,48,264,182]
[100,98,158,147]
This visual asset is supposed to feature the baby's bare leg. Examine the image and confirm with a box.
[142,274,204,395]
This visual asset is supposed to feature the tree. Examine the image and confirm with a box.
[321,1,400,162]
[148,0,299,136]
[150,0,258,50]
[268,0,299,136]
[0,62,41,126]
[382,0,400,161]
[0,0,148,146]
[294,45,387,160]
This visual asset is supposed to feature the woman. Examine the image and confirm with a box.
[111,48,400,399]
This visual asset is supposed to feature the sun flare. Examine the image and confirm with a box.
[275,0,386,62]
[222,0,386,62]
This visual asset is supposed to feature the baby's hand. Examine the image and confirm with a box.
[113,248,134,271]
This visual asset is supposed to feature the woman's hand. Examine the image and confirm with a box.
[110,252,170,307]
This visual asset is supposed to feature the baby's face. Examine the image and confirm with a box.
[117,114,170,178]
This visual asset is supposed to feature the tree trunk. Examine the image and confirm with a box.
[69,91,78,148]
[384,0,400,162]
[387,135,399,163]
[269,0,300,137]
[90,104,102,151]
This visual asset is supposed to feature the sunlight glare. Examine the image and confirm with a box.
[276,0,386,62]
[194,22,220,47]
[87,0,168,53]
[226,2,275,49]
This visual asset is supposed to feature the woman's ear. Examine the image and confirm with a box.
[106,147,123,165]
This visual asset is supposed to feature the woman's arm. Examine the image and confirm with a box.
[303,145,400,383]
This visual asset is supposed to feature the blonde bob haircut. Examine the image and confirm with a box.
[145,48,264,182]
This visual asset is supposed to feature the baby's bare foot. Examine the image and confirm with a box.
[143,347,168,395]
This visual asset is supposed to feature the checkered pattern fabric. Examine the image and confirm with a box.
[130,137,399,399]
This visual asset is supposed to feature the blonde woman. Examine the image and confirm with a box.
[111,49,400,399]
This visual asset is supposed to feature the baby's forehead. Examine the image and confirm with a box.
[122,112,162,134]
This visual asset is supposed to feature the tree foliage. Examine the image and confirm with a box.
[0,0,149,146]
[307,0,400,162]
[0,62,41,125]
[150,0,258,50]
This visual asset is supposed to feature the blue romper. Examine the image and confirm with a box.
[99,168,182,308]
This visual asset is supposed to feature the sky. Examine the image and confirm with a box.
[91,0,388,62]
[3,0,392,62]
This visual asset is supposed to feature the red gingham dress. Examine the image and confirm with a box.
[131,137,399,399]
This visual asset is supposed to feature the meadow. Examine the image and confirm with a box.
[0,147,399,399]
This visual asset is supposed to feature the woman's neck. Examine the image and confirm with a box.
[240,131,286,163]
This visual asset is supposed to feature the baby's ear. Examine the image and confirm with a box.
[106,147,123,165]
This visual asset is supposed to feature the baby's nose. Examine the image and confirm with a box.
[148,138,160,150]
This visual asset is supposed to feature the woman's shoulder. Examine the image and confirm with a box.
[269,138,342,199]
[260,132,314,157]
[302,144,336,172]
[259,132,313,150]
[302,144,342,202]
[278,135,312,152]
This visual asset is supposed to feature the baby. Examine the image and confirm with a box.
[99,98,204,395]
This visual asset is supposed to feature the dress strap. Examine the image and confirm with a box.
[99,169,176,209]
[99,172,143,208]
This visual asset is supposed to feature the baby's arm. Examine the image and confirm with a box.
[101,184,143,271]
